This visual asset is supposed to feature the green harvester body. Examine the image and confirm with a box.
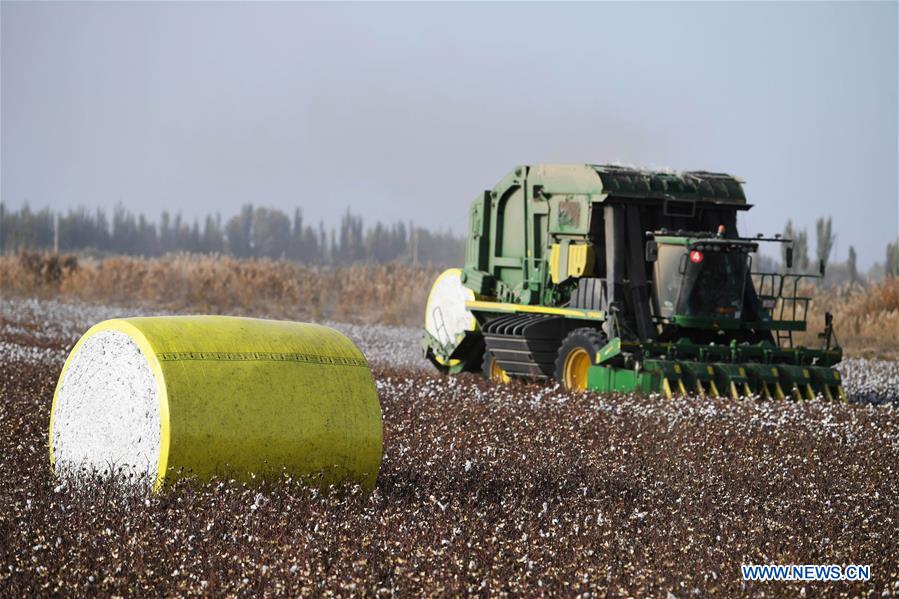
[423,164,844,400]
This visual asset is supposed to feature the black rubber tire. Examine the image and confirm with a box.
[554,328,608,390]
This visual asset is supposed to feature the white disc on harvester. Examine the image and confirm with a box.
[51,329,161,484]
[424,268,477,363]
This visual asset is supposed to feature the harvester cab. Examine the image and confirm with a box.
[422,164,844,401]
[648,231,770,337]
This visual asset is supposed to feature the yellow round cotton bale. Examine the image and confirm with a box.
[49,316,383,491]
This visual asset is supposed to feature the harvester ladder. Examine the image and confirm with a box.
[776,328,793,349]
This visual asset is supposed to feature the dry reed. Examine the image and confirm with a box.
[796,278,899,359]
[0,252,438,326]
[2,252,897,356]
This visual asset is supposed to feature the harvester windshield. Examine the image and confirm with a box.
[680,250,748,317]
[654,241,749,320]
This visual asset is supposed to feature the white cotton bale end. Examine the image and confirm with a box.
[49,316,383,492]
[51,329,161,483]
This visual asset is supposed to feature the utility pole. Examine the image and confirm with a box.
[53,211,59,254]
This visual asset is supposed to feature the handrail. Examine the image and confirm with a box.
[751,271,819,348]
[751,272,818,303]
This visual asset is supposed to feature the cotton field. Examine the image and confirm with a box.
[0,298,897,597]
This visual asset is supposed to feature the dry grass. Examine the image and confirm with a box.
[0,253,438,326]
[2,252,898,356]
[795,278,899,360]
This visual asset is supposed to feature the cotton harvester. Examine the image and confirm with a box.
[422,164,845,400]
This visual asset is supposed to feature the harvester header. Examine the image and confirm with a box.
[423,164,844,401]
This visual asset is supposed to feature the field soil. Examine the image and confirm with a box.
[0,298,897,597]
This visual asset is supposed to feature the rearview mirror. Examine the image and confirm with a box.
[819,259,826,277]
[785,246,794,269]
[645,240,658,262]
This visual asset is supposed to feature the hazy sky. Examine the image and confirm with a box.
[2,1,896,266]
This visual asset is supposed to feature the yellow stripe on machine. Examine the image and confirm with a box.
[466,300,604,321]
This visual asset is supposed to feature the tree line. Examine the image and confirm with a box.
[2,202,897,278]
[0,203,464,266]
[781,216,899,283]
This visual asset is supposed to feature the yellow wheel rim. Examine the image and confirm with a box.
[562,347,591,391]
[490,357,511,384]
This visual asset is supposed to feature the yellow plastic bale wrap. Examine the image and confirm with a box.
[49,316,383,491]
